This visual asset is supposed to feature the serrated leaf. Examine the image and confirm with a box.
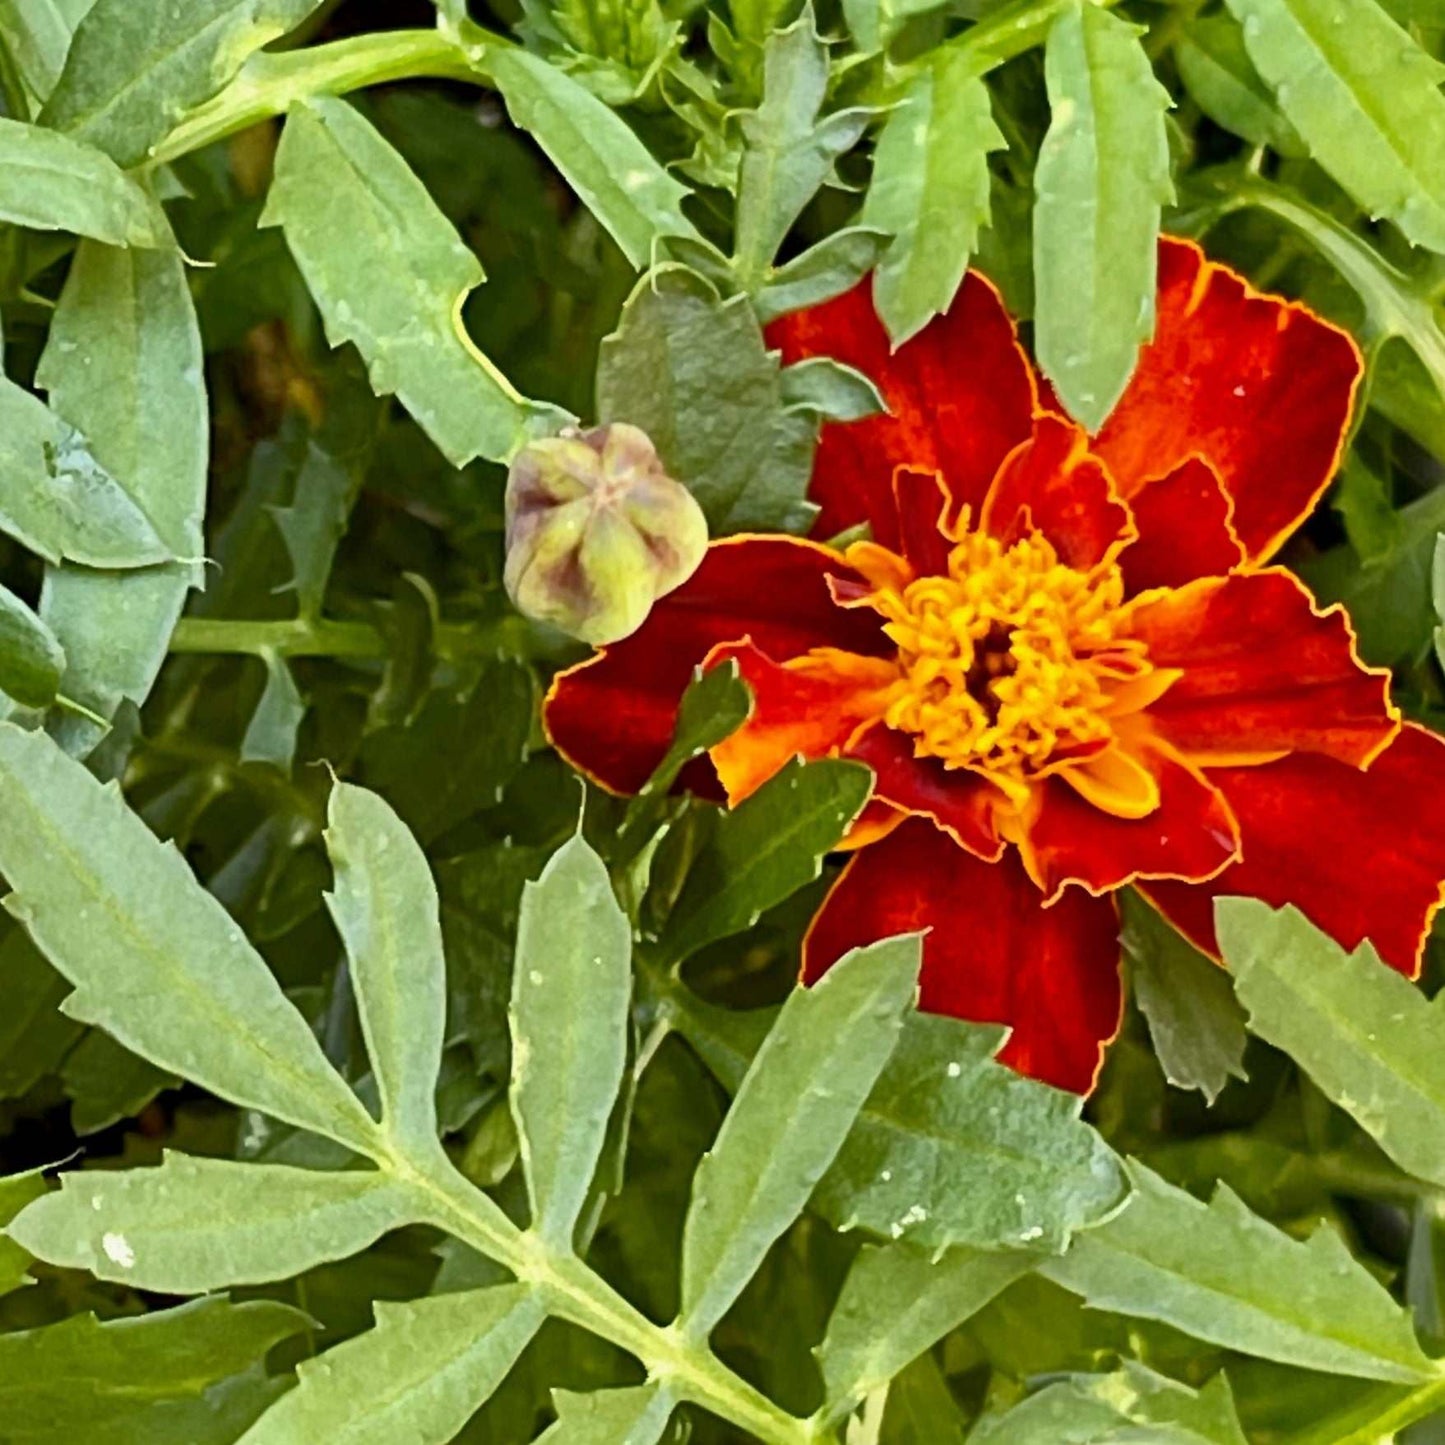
[1041,1159,1433,1382]
[240,651,304,772]
[734,13,868,287]
[778,357,886,422]
[262,96,567,467]
[0,723,379,1153]
[1228,0,1445,252]
[325,783,447,1150]
[510,834,632,1248]
[862,49,1002,345]
[1220,897,1445,1189]
[0,1297,312,1437]
[41,0,325,166]
[680,934,920,1338]
[1122,891,1248,1104]
[660,756,871,961]
[268,437,359,620]
[0,0,94,106]
[37,241,206,754]
[0,1166,46,1296]
[597,265,820,534]
[0,581,64,709]
[488,47,701,268]
[538,1385,675,1443]
[754,226,892,323]
[1034,2,1172,430]
[1175,12,1305,156]
[238,1285,545,1445]
[9,1154,414,1291]
[819,1243,1033,1418]
[58,1025,177,1134]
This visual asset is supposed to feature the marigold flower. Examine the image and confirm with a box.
[545,237,1445,1093]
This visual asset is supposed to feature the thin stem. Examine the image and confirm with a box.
[168,614,544,663]
[1324,1374,1445,1445]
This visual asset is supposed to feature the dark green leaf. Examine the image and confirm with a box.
[0,580,64,709]
[754,226,891,322]
[268,437,360,621]
[0,1166,46,1296]
[1175,12,1305,156]
[778,357,886,421]
[880,1353,968,1445]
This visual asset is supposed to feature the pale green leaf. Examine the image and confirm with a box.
[1175,12,1305,156]
[239,651,304,772]
[238,1285,545,1445]
[1041,1159,1433,1381]
[661,756,871,961]
[511,834,632,1248]
[0,723,379,1152]
[1034,2,1172,430]
[538,1385,675,1443]
[37,241,206,754]
[680,934,920,1338]
[262,96,567,467]
[488,47,701,268]
[819,1243,1033,1418]
[0,581,64,709]
[1122,890,1248,1104]
[862,49,1003,344]
[0,1166,46,1296]
[326,782,446,1150]
[1220,897,1445,1189]
[9,1154,414,1291]
[0,0,94,106]
[1228,0,1445,252]
[753,225,891,323]
[41,0,325,166]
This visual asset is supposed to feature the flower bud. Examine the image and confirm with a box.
[504,423,708,645]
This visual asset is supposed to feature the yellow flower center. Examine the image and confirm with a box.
[862,528,1150,799]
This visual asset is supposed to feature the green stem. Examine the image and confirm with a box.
[168,614,545,664]
[1324,1374,1445,1445]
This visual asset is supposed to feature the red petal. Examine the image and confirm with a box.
[766,274,1037,544]
[1021,742,1240,902]
[1121,455,1246,594]
[545,536,888,794]
[1129,569,1397,768]
[980,413,1134,569]
[1143,725,1445,976]
[893,467,954,577]
[803,819,1123,1093]
[1091,237,1363,562]
[706,640,897,803]
[848,726,1006,860]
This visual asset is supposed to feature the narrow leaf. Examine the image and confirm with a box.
[680,934,920,1338]
[661,757,872,961]
[1228,0,1445,252]
[262,96,567,467]
[326,782,447,1150]
[754,226,892,323]
[239,652,304,772]
[9,1155,414,1292]
[1220,897,1445,1189]
[862,48,1003,344]
[41,0,325,166]
[1041,1159,1433,1382]
[0,582,64,710]
[538,1385,675,1444]
[238,1286,545,1445]
[0,723,379,1152]
[1034,2,1172,429]
[488,47,702,268]
[511,834,632,1248]
[0,0,94,105]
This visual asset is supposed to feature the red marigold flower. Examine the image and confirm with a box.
[545,236,1445,1094]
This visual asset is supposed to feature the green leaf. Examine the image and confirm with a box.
[733,13,868,288]
[815,1012,1126,1253]
[679,934,920,1338]
[0,378,172,570]
[0,1298,312,1438]
[778,357,886,421]
[268,437,359,621]
[240,651,305,772]
[239,1285,545,1445]
[880,1353,969,1445]
[41,0,324,166]
[0,723,379,1153]
[1227,0,1445,253]
[1034,2,1172,430]
[510,834,632,1248]
[0,0,94,106]
[1175,12,1305,156]
[9,1154,414,1291]
[754,226,891,323]
[1220,897,1445,1190]
[819,1243,1034,1418]
[0,117,169,244]
[0,1166,46,1296]
[1122,891,1248,1104]
[1041,1159,1434,1382]
[37,241,206,753]
[862,49,1003,344]
[262,96,567,467]
[325,782,447,1150]
[487,47,701,269]
[971,1363,1248,1445]
[537,1385,675,1443]
[660,756,871,961]
[597,265,820,534]
[0,581,64,709]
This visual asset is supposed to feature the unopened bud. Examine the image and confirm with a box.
[504,423,708,645]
